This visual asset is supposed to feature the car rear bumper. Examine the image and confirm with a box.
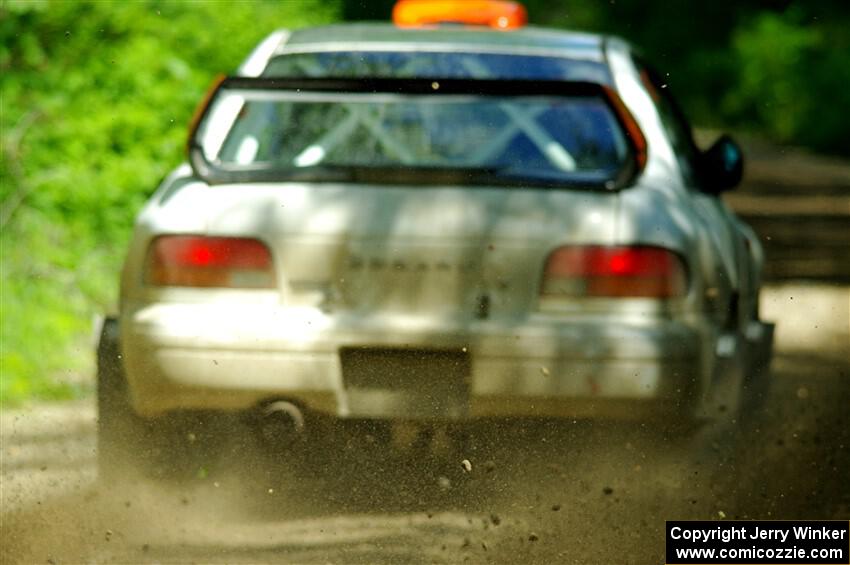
[120,303,708,420]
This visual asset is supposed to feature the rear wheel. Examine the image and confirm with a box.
[739,321,775,421]
[96,317,152,483]
[97,318,227,482]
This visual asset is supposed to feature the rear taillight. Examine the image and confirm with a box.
[145,235,275,288]
[540,245,687,299]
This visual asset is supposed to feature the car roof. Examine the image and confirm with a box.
[275,23,613,62]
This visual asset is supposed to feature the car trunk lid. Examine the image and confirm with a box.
[192,182,618,320]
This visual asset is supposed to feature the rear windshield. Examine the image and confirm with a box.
[264,51,612,83]
[195,85,631,188]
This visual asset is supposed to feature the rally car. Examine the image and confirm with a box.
[97,0,773,478]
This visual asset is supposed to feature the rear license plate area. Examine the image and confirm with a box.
[340,347,470,419]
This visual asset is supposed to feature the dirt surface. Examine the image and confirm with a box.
[723,136,850,282]
[1,284,848,565]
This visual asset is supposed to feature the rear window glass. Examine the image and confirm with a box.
[196,88,630,187]
[264,51,612,83]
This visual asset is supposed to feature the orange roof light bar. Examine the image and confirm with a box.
[393,0,528,30]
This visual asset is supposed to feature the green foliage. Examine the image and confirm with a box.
[525,0,850,154]
[725,9,850,153]
[0,0,338,406]
[726,11,821,140]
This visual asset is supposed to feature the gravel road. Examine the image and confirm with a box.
[2,284,847,564]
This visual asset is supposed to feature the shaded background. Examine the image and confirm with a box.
[1,0,848,404]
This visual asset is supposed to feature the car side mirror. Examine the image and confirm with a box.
[699,135,743,194]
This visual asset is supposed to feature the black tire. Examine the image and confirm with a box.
[737,321,775,426]
[96,317,152,483]
[97,318,223,482]
[739,358,772,428]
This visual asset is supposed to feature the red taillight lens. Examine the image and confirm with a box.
[146,235,275,288]
[541,246,687,299]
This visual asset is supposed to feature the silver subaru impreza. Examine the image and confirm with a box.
[97,3,773,478]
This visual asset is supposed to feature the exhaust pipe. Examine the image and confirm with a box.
[255,400,306,448]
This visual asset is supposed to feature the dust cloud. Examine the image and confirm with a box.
[2,284,848,564]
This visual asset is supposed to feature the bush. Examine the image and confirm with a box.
[725,9,850,154]
[0,0,338,406]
